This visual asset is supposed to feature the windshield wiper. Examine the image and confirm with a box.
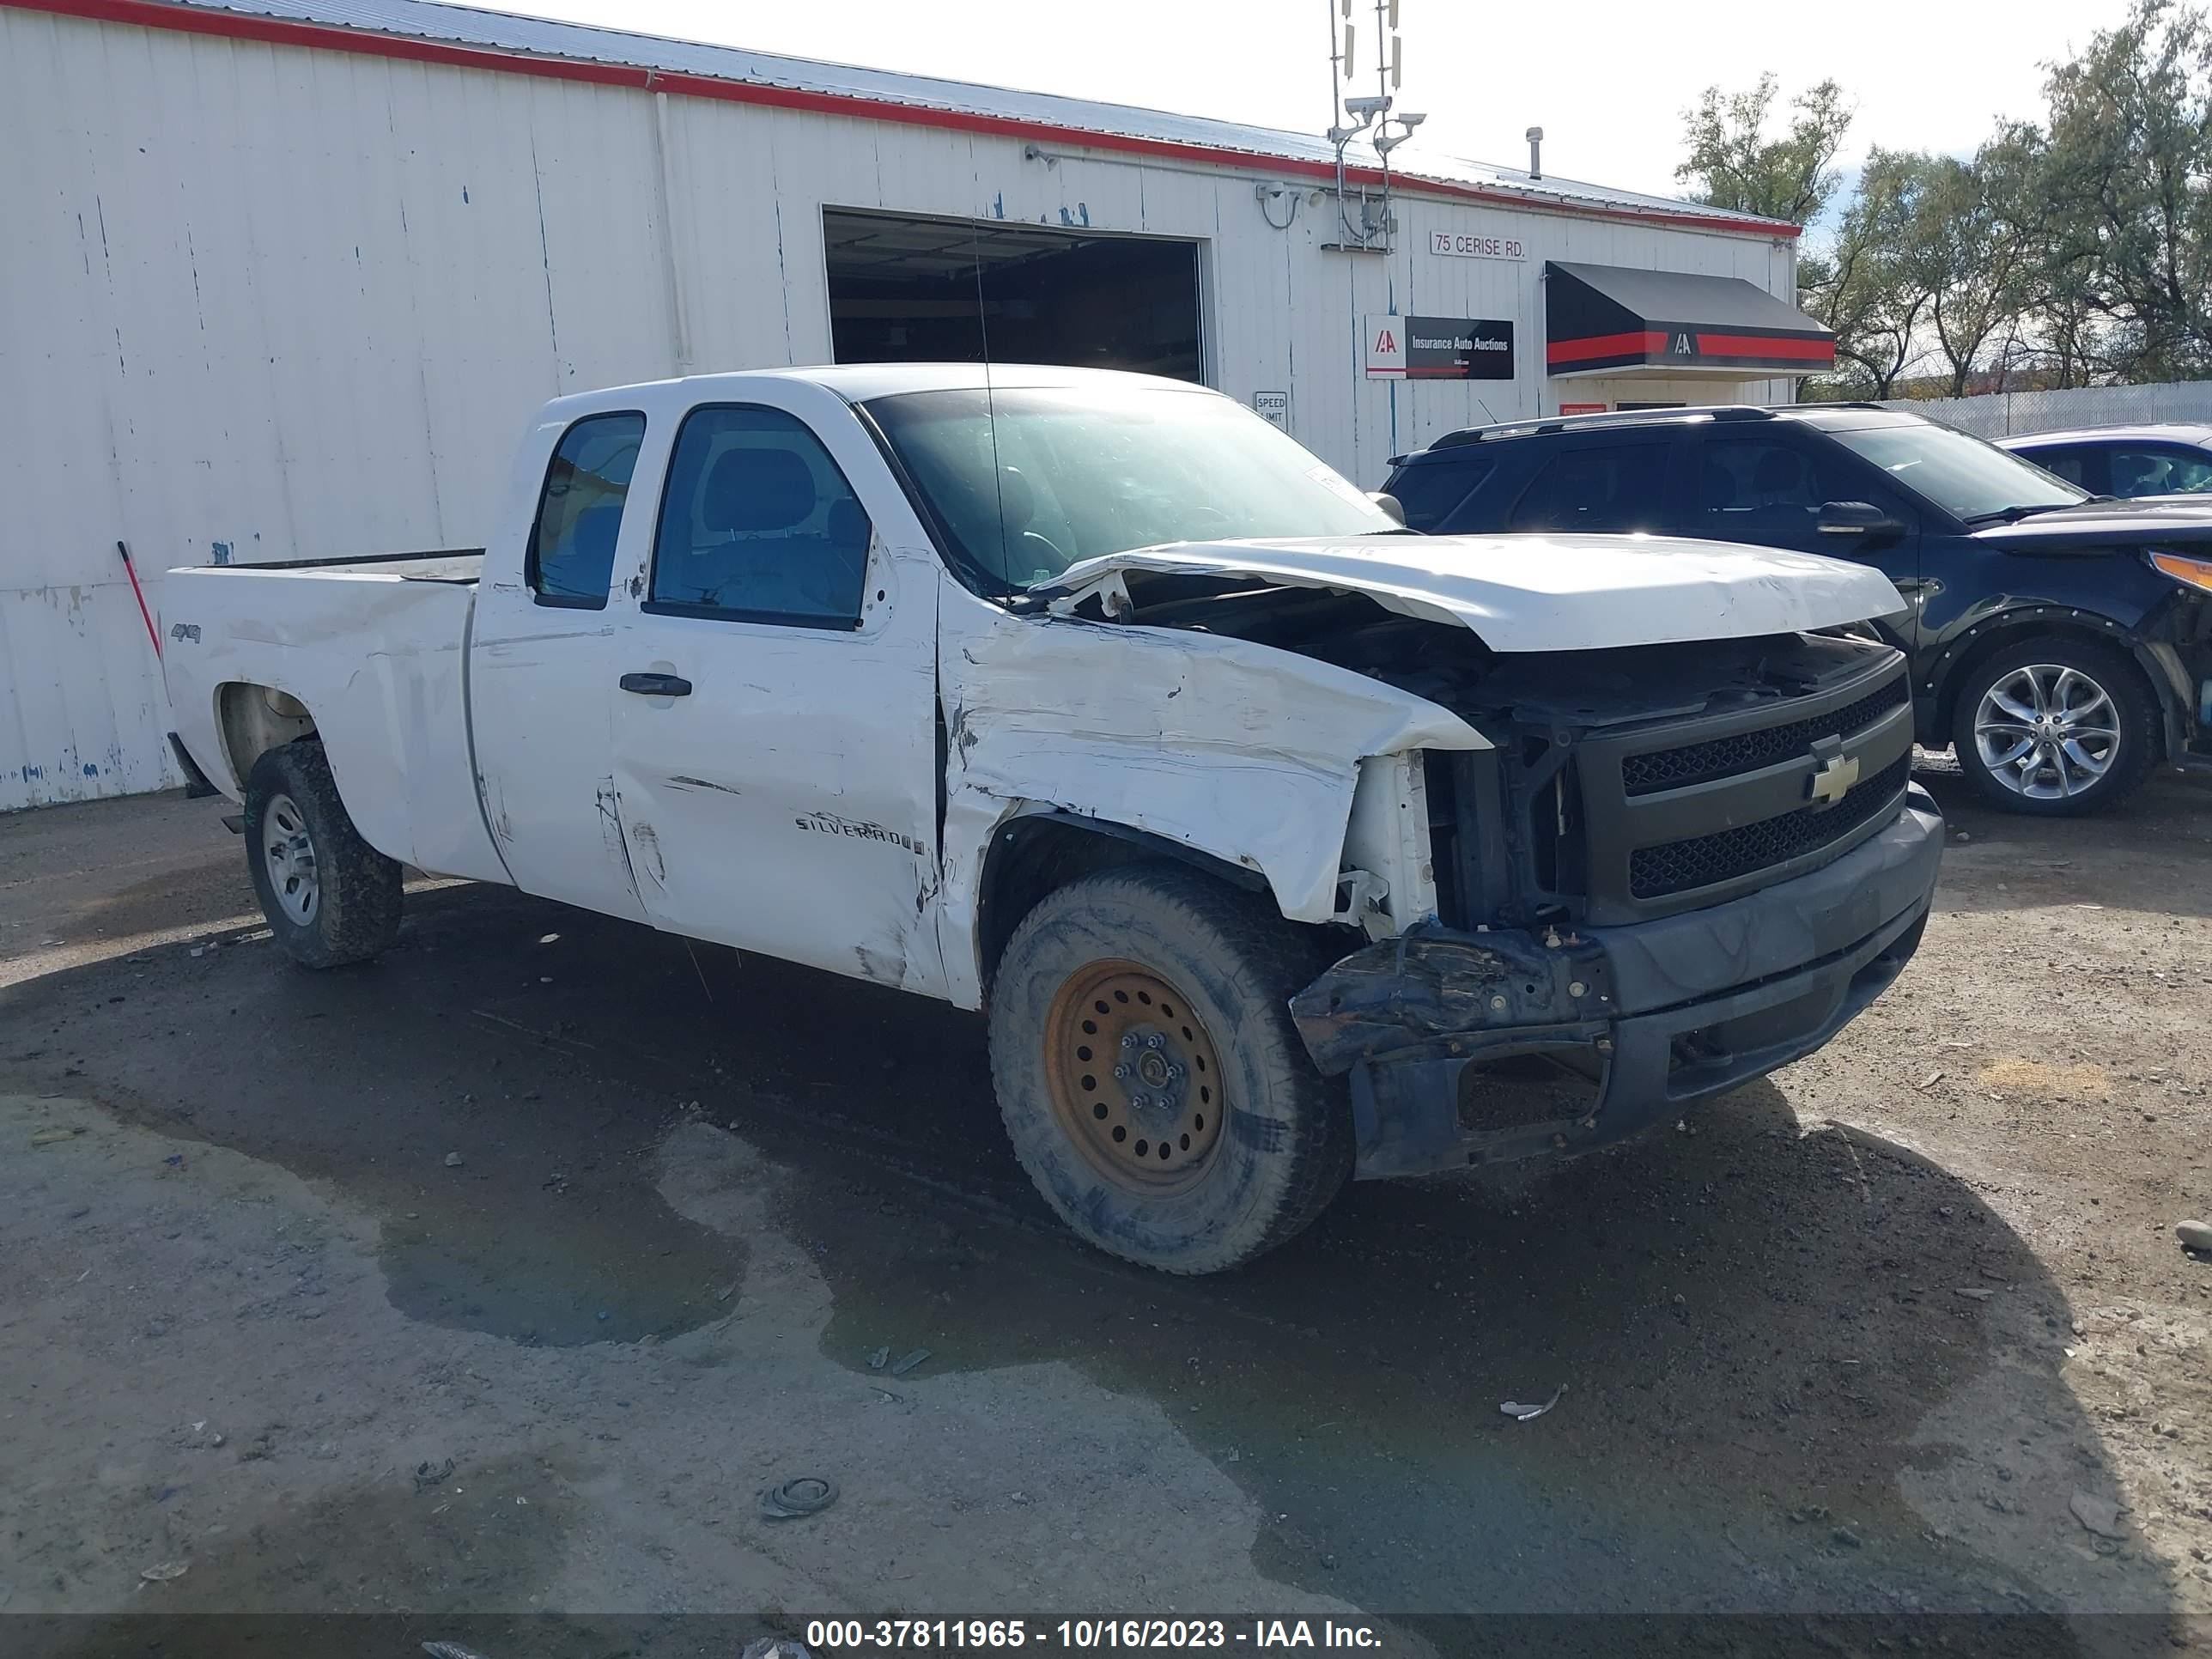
[1965,501,2082,526]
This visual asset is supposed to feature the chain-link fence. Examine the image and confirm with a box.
[1876,380,2212,438]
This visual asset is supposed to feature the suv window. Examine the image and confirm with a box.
[648,405,873,628]
[527,411,646,608]
[1691,436,1855,550]
[1508,441,1670,532]
[2109,444,2212,497]
[1389,455,1495,532]
[2020,445,2092,488]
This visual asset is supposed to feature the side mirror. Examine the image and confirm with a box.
[1817,501,1905,541]
[1369,491,1407,526]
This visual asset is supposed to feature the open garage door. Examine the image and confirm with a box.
[823,209,1204,381]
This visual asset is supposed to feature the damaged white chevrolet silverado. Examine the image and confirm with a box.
[161,365,1942,1273]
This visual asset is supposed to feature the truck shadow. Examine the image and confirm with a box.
[0,876,2187,1630]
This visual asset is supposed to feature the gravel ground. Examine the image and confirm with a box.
[1,766,2209,1654]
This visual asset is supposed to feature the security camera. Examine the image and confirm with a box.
[1344,94,1390,118]
[1397,111,1427,131]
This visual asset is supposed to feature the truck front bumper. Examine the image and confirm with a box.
[1291,787,1945,1178]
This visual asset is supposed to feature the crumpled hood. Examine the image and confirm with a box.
[1044,532,1905,653]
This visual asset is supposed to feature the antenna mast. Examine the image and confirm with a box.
[1323,0,1422,251]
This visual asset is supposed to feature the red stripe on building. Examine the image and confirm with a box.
[1546,330,1668,367]
[1693,331,1834,362]
[4,0,1800,241]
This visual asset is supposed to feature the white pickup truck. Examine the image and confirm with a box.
[163,365,1942,1273]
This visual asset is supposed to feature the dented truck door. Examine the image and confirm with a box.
[607,384,947,995]
[471,407,655,921]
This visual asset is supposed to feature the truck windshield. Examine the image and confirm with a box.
[1826,421,2088,525]
[864,386,1400,591]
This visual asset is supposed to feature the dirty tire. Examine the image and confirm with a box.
[243,739,403,968]
[989,862,1351,1274]
[1949,636,2157,817]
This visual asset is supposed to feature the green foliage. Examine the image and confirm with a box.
[2039,0,2212,380]
[1684,1,2212,397]
[1799,149,1929,398]
[1674,74,1853,225]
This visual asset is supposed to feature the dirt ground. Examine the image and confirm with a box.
[2,764,2209,1654]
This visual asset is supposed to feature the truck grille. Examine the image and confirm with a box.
[1424,647,1915,933]
[1620,676,1910,796]
[1629,755,1911,900]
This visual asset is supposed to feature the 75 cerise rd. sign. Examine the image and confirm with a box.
[1430,229,1526,262]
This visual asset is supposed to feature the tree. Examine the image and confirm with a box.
[1675,75,1854,225]
[1798,149,1929,397]
[2038,0,2212,380]
[1909,142,2044,396]
[1686,3,2212,398]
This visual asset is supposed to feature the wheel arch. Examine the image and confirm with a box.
[975,811,1273,998]
[1923,608,2173,761]
[216,681,320,791]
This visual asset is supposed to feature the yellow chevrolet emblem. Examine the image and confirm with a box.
[1808,752,1861,807]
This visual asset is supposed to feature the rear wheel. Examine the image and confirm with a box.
[244,740,404,967]
[1949,638,2156,816]
[988,863,1351,1274]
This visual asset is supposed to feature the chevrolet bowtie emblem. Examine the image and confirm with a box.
[1808,752,1861,807]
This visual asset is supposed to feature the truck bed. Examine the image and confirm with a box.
[161,550,506,886]
[193,548,485,581]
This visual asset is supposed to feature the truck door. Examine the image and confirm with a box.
[470,409,654,921]
[608,386,946,995]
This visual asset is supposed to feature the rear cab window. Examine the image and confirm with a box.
[527,411,647,608]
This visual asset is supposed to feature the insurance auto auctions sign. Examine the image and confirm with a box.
[1363,314,1516,380]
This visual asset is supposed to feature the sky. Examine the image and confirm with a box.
[512,0,2141,201]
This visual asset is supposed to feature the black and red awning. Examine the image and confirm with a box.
[1545,260,1834,378]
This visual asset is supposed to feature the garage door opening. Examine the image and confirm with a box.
[823,209,1204,381]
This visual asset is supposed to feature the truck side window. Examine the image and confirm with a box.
[526,411,646,608]
[1509,442,1669,533]
[647,405,872,629]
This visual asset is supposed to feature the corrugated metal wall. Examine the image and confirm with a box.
[0,4,1796,811]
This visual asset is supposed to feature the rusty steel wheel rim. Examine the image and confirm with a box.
[1042,959,1225,1194]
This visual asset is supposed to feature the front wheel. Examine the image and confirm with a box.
[1949,639,2157,816]
[243,739,404,967]
[988,863,1351,1274]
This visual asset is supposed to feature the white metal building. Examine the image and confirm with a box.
[0,0,1825,811]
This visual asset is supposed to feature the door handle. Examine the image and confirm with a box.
[619,672,692,697]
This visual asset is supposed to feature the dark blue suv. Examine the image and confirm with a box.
[1383,404,2212,815]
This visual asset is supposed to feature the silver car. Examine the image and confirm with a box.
[2000,422,2212,498]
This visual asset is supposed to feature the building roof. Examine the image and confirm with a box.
[30,0,1800,240]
